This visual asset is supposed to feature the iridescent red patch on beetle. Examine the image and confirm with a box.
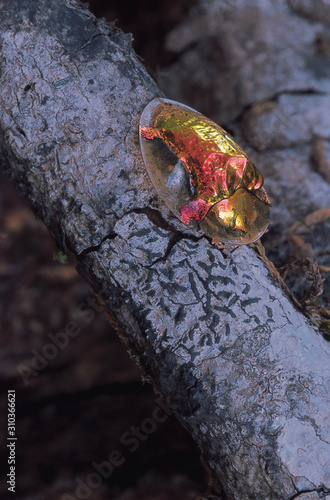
[139,98,270,247]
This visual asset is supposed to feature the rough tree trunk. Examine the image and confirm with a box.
[0,1,329,499]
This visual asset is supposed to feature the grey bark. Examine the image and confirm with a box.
[0,1,329,500]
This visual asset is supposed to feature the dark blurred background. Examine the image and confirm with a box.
[1,0,330,499]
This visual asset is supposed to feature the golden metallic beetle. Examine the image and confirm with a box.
[139,98,270,247]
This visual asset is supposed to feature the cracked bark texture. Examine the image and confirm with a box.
[0,1,329,499]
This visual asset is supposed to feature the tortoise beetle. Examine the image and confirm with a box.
[139,98,270,247]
